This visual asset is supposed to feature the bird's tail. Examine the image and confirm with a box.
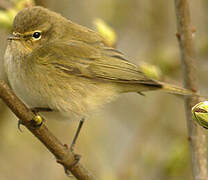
[159,82,195,96]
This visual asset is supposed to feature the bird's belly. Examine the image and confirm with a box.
[45,78,120,117]
[8,72,48,108]
[10,75,48,108]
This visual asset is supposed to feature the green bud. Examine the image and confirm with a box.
[0,0,34,29]
[139,62,162,80]
[0,10,16,28]
[192,101,208,129]
[93,18,117,47]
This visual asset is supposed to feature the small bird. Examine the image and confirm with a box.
[4,6,193,145]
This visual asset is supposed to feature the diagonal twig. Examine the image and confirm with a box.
[0,80,96,180]
[174,0,208,179]
[0,0,13,10]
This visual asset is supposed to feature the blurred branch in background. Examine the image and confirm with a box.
[0,0,13,10]
[174,0,208,179]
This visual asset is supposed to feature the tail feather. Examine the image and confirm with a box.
[159,82,195,96]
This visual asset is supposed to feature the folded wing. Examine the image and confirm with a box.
[30,40,161,87]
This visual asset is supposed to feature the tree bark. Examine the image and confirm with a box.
[174,1,208,179]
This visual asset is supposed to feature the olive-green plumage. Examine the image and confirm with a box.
[4,6,193,117]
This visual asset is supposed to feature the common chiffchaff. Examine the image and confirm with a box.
[4,6,193,118]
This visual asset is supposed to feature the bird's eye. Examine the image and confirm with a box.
[32,31,41,40]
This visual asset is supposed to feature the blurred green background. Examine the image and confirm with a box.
[0,0,208,180]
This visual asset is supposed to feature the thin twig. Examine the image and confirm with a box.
[0,80,96,180]
[174,0,208,179]
[0,0,13,10]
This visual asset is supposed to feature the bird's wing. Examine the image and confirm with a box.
[29,40,160,86]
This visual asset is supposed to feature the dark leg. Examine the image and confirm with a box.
[64,167,73,177]
[63,118,85,177]
[137,92,145,96]
[18,120,23,132]
[31,107,53,113]
[70,118,85,151]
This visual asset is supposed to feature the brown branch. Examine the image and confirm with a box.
[174,1,208,179]
[0,0,13,10]
[0,80,96,180]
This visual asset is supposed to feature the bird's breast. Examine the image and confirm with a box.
[4,42,48,108]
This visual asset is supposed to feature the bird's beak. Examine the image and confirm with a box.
[7,33,21,41]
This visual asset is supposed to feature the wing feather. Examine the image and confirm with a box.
[30,40,160,86]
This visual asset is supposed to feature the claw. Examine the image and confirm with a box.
[17,115,43,131]
[60,153,81,178]
[57,145,81,178]
[137,92,145,96]
[64,167,73,178]
[31,107,52,113]
[17,120,23,132]
[74,154,81,165]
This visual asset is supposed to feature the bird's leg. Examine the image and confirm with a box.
[18,107,53,131]
[70,118,85,151]
[61,118,85,177]
[31,107,53,113]
[137,92,145,96]
[17,120,23,132]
